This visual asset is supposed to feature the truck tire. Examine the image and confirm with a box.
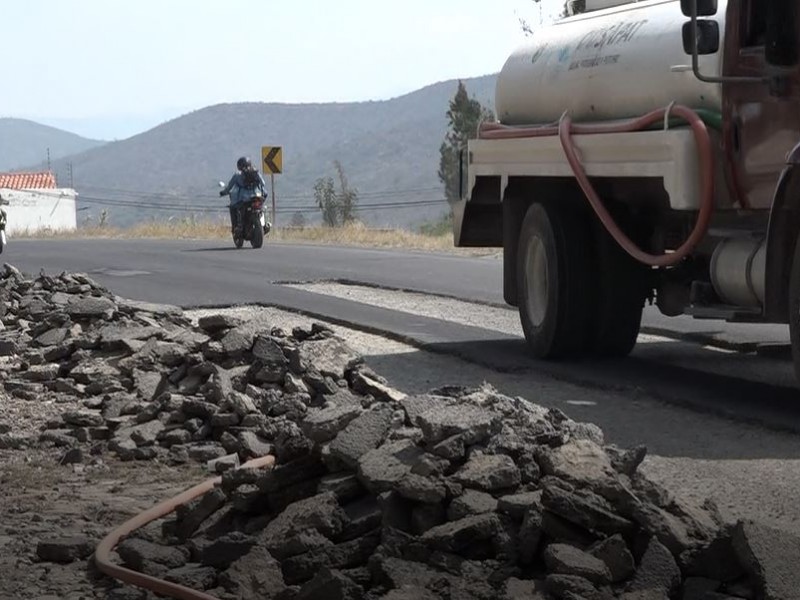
[517,202,593,358]
[589,220,648,357]
[789,235,800,383]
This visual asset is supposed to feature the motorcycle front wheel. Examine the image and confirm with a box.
[251,221,264,249]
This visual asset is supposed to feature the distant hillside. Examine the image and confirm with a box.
[0,118,106,173]
[46,74,497,229]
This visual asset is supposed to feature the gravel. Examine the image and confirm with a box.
[286,281,524,336]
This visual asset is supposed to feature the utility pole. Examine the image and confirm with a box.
[46,147,51,172]
[68,162,74,188]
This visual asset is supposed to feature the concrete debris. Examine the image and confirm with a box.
[589,534,635,583]
[0,265,788,599]
[732,520,800,600]
[543,543,612,585]
[36,536,94,564]
[629,538,681,596]
[448,489,499,520]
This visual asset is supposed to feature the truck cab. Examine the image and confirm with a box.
[454,0,800,380]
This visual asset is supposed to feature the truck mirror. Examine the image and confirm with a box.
[766,1,799,68]
[682,20,720,55]
[680,0,717,17]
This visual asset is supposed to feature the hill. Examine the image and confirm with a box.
[0,118,106,173]
[46,74,497,229]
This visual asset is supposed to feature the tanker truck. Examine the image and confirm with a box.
[453,0,800,380]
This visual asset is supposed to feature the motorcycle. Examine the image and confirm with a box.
[218,182,272,249]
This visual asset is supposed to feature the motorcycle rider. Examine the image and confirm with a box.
[0,193,7,253]
[219,157,267,235]
[0,193,7,228]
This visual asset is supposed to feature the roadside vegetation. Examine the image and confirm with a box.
[13,219,497,255]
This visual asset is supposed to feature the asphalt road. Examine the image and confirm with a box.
[5,238,799,429]
[8,238,790,348]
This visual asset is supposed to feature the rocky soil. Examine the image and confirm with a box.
[0,451,205,599]
[1,263,798,600]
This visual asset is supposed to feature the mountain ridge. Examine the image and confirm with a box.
[29,74,499,229]
[0,118,106,174]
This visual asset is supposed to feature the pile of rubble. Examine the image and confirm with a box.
[0,264,795,600]
[0,263,363,466]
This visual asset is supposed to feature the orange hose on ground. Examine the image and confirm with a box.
[479,105,716,267]
[95,455,275,600]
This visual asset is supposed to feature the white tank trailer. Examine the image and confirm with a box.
[496,0,725,124]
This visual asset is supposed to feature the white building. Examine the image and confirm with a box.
[0,172,78,235]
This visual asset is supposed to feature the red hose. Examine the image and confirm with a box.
[479,105,716,267]
[95,455,275,600]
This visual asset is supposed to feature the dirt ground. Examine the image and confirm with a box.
[0,448,205,600]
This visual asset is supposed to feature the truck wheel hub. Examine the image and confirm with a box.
[525,236,549,327]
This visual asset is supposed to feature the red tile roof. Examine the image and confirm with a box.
[0,171,57,190]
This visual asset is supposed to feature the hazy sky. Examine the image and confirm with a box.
[1,0,566,138]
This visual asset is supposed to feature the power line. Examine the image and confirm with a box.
[76,183,444,204]
[10,185,450,218]
[74,194,448,214]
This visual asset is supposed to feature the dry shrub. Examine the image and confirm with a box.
[15,220,493,255]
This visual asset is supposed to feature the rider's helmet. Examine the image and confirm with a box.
[237,156,251,171]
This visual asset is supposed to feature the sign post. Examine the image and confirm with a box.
[270,173,275,227]
[261,146,282,228]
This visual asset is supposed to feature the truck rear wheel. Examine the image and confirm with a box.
[789,235,800,383]
[517,202,593,358]
[588,220,648,357]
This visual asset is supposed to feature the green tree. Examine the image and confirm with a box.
[419,212,454,237]
[314,176,339,227]
[563,1,585,17]
[520,0,544,34]
[334,160,359,224]
[521,0,583,32]
[314,161,359,227]
[438,81,494,204]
